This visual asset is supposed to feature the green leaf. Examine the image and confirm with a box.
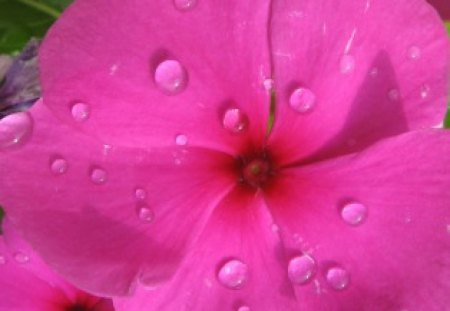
[0,0,71,54]
[446,21,450,36]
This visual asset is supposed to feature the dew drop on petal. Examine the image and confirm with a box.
[173,0,197,11]
[408,46,421,61]
[50,158,68,175]
[369,67,379,78]
[137,204,154,223]
[90,167,108,185]
[388,89,400,102]
[326,266,350,290]
[288,254,316,285]
[175,134,188,146]
[135,188,147,201]
[289,87,316,114]
[263,78,274,91]
[420,84,430,100]
[0,255,6,265]
[222,108,248,134]
[217,259,248,289]
[154,60,188,95]
[340,55,355,74]
[340,202,367,226]
[71,103,90,122]
[238,306,250,311]
[14,252,30,264]
[0,112,33,149]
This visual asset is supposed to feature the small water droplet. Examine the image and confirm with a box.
[369,67,379,78]
[420,84,430,100]
[137,204,154,223]
[154,60,188,95]
[90,167,108,185]
[238,306,250,311]
[289,87,316,114]
[217,259,248,289]
[271,223,280,233]
[14,252,29,264]
[388,89,400,101]
[288,254,316,285]
[50,158,68,175]
[135,188,147,201]
[0,112,33,149]
[326,266,350,290]
[222,108,248,134]
[175,134,188,146]
[102,144,113,156]
[408,46,421,61]
[71,103,90,122]
[263,78,274,91]
[340,202,368,226]
[174,0,197,10]
[340,55,355,74]
[0,255,6,265]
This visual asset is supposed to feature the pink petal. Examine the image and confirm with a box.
[269,0,450,164]
[427,0,450,19]
[0,218,114,311]
[39,0,273,153]
[265,130,450,310]
[115,189,299,311]
[0,100,236,295]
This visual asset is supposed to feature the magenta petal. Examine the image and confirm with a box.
[0,100,236,295]
[269,0,450,164]
[427,0,450,19]
[115,190,298,311]
[265,130,450,310]
[39,0,272,152]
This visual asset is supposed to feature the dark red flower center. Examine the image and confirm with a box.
[236,148,275,190]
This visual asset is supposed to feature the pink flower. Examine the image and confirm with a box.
[1,0,450,310]
[0,217,114,311]
[427,0,450,20]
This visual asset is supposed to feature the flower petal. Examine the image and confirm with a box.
[0,100,236,295]
[269,0,450,164]
[40,0,273,152]
[265,130,450,310]
[115,189,299,311]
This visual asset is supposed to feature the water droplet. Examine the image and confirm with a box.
[174,0,197,10]
[263,78,274,91]
[340,55,355,74]
[408,46,421,61]
[289,87,316,114]
[388,89,400,102]
[90,167,108,185]
[238,306,250,311]
[135,188,147,201]
[217,259,248,289]
[326,266,350,290]
[137,204,154,223]
[288,254,316,285]
[71,103,90,122]
[420,84,430,100]
[0,112,33,149]
[0,255,6,265]
[14,252,29,264]
[154,60,188,95]
[369,67,379,78]
[340,202,368,226]
[222,108,248,134]
[271,223,280,233]
[175,134,188,146]
[50,158,68,175]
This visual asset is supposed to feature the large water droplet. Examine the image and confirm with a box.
[50,158,68,175]
[288,254,316,285]
[0,112,33,149]
[217,259,248,289]
[90,167,108,185]
[340,202,367,226]
[340,55,355,74]
[154,60,188,95]
[289,87,316,114]
[175,134,188,146]
[137,204,154,223]
[14,252,30,264]
[71,103,90,122]
[408,46,421,61]
[174,0,197,10]
[135,188,147,201]
[222,108,248,134]
[326,266,350,290]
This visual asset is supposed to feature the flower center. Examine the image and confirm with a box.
[237,151,274,189]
